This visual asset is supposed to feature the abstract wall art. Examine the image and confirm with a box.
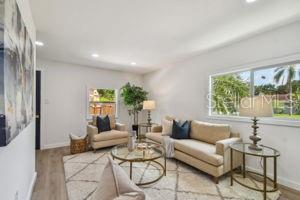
[0,0,35,146]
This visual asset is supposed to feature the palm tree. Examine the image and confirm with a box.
[274,65,297,116]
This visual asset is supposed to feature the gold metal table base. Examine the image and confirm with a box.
[232,170,279,193]
[230,148,279,200]
[116,159,166,186]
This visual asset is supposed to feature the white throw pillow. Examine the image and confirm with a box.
[69,133,87,140]
[161,118,174,136]
[91,157,145,200]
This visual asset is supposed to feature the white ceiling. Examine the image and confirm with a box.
[29,0,300,74]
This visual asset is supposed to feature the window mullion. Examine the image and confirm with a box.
[250,69,254,97]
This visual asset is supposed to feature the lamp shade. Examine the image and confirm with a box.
[143,100,156,110]
[239,95,273,117]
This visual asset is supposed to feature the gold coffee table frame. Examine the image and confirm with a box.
[230,143,280,200]
[111,142,166,186]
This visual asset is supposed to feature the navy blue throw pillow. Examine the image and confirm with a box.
[97,115,111,133]
[171,120,190,139]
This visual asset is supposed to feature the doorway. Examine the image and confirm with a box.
[35,70,41,150]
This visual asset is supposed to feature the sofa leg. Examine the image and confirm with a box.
[213,177,219,184]
[93,149,96,153]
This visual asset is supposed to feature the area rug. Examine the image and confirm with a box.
[63,148,281,200]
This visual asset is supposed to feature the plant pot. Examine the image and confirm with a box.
[132,124,139,134]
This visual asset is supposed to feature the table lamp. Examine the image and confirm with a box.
[239,95,273,151]
[143,100,156,125]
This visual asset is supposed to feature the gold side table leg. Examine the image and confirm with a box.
[130,162,133,180]
[263,157,267,200]
[243,153,246,178]
[230,148,233,186]
[164,155,167,176]
[274,157,277,189]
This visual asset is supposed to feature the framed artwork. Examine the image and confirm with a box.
[0,0,35,146]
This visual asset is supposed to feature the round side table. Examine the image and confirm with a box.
[138,122,158,139]
[230,143,280,200]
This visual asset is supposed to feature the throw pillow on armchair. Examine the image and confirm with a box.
[97,115,111,132]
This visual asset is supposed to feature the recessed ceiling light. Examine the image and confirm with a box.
[246,0,257,3]
[92,53,99,58]
[35,41,44,46]
[131,62,136,66]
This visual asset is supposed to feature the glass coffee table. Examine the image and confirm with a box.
[111,141,166,186]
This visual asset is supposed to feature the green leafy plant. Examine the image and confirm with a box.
[274,65,298,116]
[120,82,148,125]
[212,74,249,115]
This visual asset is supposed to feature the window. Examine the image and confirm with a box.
[210,61,300,120]
[211,71,251,116]
[88,88,118,117]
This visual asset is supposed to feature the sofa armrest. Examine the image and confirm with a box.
[230,132,240,138]
[115,123,126,131]
[216,137,242,156]
[87,124,98,143]
[151,125,162,133]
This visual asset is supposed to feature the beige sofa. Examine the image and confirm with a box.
[87,116,129,151]
[146,120,242,183]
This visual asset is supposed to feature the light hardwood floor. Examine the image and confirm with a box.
[32,147,298,200]
[32,147,70,200]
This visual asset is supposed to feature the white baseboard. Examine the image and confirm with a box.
[246,166,300,191]
[26,171,37,200]
[41,141,69,150]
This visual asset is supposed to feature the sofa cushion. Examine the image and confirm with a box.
[174,139,223,166]
[161,118,173,136]
[190,121,230,144]
[145,132,163,144]
[93,130,129,142]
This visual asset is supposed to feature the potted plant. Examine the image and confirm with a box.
[120,82,148,132]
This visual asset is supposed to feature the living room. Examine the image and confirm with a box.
[0,0,300,200]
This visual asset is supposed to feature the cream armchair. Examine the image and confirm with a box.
[87,122,129,152]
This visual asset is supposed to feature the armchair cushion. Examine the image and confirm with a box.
[215,137,242,156]
[93,130,129,142]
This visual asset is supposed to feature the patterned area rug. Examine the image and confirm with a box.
[63,148,281,200]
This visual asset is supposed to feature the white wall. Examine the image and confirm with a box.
[0,0,36,199]
[38,59,144,149]
[143,21,300,190]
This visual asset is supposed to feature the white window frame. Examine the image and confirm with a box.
[208,56,300,128]
[86,86,119,120]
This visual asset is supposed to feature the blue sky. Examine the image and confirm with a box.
[238,64,300,86]
[254,64,300,86]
